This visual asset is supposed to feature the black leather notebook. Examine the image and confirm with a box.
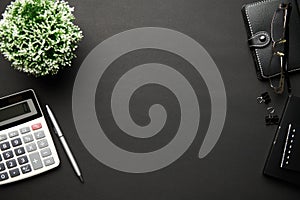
[264,95,300,186]
[241,0,300,79]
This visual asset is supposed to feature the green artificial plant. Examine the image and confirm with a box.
[0,0,83,76]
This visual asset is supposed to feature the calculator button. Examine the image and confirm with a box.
[22,134,34,143]
[37,139,48,149]
[26,143,37,152]
[0,163,5,171]
[17,156,29,165]
[0,141,11,151]
[20,164,32,174]
[40,148,52,158]
[11,138,22,147]
[0,172,9,181]
[31,123,42,130]
[9,168,20,178]
[6,159,17,169]
[44,157,55,166]
[20,127,30,134]
[0,154,2,162]
[8,131,19,138]
[0,134,7,142]
[34,130,45,140]
[14,147,25,156]
[29,152,43,170]
[3,150,13,160]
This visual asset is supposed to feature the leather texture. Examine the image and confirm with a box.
[242,0,300,79]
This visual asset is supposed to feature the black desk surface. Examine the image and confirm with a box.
[1,0,300,199]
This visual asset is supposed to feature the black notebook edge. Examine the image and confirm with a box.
[263,95,300,186]
[263,95,291,174]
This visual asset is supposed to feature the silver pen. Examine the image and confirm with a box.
[45,105,84,183]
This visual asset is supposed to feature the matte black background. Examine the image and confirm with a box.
[0,0,300,199]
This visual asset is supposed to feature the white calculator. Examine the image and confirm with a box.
[0,89,60,185]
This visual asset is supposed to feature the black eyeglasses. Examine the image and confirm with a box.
[269,3,292,94]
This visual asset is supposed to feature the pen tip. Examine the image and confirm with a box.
[79,175,84,183]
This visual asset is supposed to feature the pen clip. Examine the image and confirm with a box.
[45,105,63,137]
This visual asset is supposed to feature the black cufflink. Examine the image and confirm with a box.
[265,115,279,125]
[257,92,271,104]
[265,107,279,125]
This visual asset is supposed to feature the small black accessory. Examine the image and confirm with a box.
[257,92,271,104]
[265,106,279,125]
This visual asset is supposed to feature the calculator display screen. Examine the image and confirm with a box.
[0,90,42,131]
[0,102,30,122]
[0,99,38,127]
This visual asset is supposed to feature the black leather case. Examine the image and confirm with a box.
[264,95,300,186]
[242,0,300,79]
